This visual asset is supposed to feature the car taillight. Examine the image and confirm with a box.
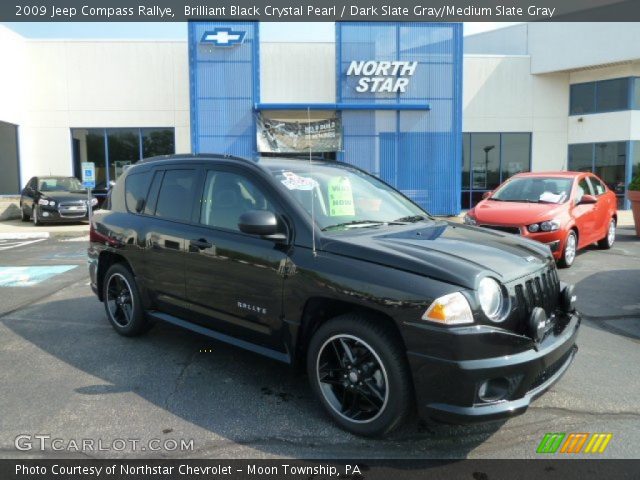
[89,222,120,247]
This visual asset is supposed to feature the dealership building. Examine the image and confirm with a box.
[0,21,639,214]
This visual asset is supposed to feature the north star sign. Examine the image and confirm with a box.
[346,60,418,93]
[201,28,246,46]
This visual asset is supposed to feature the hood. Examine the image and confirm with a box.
[40,191,89,202]
[320,220,552,289]
[471,200,565,226]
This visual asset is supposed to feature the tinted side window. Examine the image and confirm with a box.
[200,170,273,232]
[576,178,593,203]
[144,170,164,215]
[590,176,606,196]
[155,169,196,222]
[125,171,152,213]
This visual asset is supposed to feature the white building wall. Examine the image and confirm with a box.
[528,23,640,75]
[0,37,191,186]
[260,43,335,103]
[463,55,570,171]
[0,26,26,127]
[565,62,640,145]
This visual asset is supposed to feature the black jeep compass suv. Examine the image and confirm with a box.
[89,154,580,436]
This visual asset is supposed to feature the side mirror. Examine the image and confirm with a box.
[238,210,284,240]
[579,194,597,205]
[135,198,145,213]
[482,191,493,200]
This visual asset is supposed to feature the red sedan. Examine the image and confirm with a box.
[464,172,618,267]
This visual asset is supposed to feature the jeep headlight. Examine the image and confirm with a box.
[90,198,98,206]
[478,277,505,322]
[422,292,473,325]
[38,197,55,206]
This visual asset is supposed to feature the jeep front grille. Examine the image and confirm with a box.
[511,266,561,333]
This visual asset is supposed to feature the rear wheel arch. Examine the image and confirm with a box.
[97,252,135,301]
[294,297,408,369]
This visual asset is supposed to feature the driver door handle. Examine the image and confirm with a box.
[189,238,213,251]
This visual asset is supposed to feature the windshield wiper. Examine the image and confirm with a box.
[392,214,427,223]
[321,220,387,231]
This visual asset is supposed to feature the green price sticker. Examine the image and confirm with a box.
[328,176,355,217]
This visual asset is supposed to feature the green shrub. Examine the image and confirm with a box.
[630,175,640,192]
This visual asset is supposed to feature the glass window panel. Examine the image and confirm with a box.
[596,78,629,112]
[142,128,175,158]
[125,171,152,213]
[71,128,107,191]
[634,78,640,110]
[570,83,595,115]
[460,191,470,210]
[155,170,196,222]
[576,178,593,203]
[200,171,273,231]
[594,141,626,195]
[501,133,531,181]
[633,141,640,179]
[108,128,140,182]
[568,144,593,172]
[471,133,500,190]
[462,134,470,189]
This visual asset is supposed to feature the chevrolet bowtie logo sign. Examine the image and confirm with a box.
[201,28,246,47]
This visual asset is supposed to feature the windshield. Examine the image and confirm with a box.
[491,177,573,204]
[265,162,428,231]
[38,177,84,192]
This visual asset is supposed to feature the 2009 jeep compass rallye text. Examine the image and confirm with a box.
[89,155,580,436]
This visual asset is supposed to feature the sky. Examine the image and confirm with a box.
[2,22,521,41]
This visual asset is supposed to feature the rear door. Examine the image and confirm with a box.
[182,165,289,352]
[588,175,615,235]
[142,167,201,317]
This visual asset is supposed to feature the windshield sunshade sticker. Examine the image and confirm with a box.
[539,191,566,204]
[328,176,356,217]
[280,171,318,191]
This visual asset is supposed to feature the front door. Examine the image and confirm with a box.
[573,176,598,247]
[183,167,289,352]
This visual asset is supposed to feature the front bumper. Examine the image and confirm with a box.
[407,311,580,424]
[38,205,89,223]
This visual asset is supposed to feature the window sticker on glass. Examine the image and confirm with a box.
[328,176,356,216]
[280,171,318,191]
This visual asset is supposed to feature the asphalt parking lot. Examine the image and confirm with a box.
[0,225,639,459]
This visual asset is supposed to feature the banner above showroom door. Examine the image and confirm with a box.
[256,111,342,153]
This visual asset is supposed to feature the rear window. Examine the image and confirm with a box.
[125,172,152,213]
[154,169,196,222]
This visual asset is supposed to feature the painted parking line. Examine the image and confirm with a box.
[0,232,50,240]
[0,238,47,251]
[0,265,78,287]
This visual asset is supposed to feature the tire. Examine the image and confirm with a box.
[31,204,41,226]
[20,204,29,222]
[307,313,413,437]
[558,230,577,268]
[102,263,150,336]
[597,218,616,249]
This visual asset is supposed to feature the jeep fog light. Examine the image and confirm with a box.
[560,284,577,313]
[422,292,473,325]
